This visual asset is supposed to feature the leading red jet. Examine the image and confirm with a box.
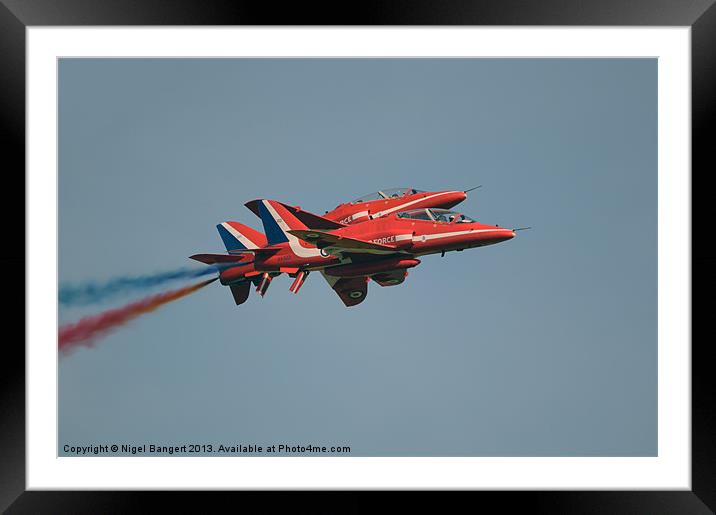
[191,198,517,307]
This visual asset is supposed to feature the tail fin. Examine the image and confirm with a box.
[216,221,268,253]
[254,199,309,246]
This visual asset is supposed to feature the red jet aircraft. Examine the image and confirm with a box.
[191,197,517,307]
[244,187,476,226]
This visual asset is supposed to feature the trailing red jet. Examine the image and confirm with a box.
[191,197,518,307]
[245,187,476,226]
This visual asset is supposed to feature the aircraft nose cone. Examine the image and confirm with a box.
[441,191,467,209]
[493,228,515,241]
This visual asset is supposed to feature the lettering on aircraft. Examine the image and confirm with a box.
[371,235,396,245]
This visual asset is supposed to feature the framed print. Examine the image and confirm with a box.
[2,0,714,512]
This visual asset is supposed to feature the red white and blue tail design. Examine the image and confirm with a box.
[216,221,268,253]
[254,199,310,246]
[253,200,328,260]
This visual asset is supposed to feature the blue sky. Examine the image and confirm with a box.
[58,58,657,456]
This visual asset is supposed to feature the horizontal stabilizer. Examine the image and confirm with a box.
[190,253,251,264]
[189,248,278,264]
[287,230,402,256]
[245,199,345,230]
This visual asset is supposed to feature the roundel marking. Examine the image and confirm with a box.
[349,291,363,299]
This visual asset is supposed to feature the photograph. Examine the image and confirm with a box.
[57,57,657,458]
[2,1,709,508]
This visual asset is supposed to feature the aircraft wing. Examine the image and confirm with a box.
[245,199,346,230]
[288,230,405,256]
[320,272,368,307]
[189,248,278,265]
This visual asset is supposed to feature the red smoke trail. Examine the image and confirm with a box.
[59,278,217,355]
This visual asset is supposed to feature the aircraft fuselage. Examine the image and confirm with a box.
[217,214,513,285]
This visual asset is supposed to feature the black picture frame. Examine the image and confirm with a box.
[2,1,713,512]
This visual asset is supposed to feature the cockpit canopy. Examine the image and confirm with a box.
[396,208,475,223]
[351,188,424,204]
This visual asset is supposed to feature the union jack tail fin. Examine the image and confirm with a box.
[216,221,268,253]
[254,199,309,246]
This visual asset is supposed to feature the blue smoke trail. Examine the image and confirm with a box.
[59,266,218,307]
